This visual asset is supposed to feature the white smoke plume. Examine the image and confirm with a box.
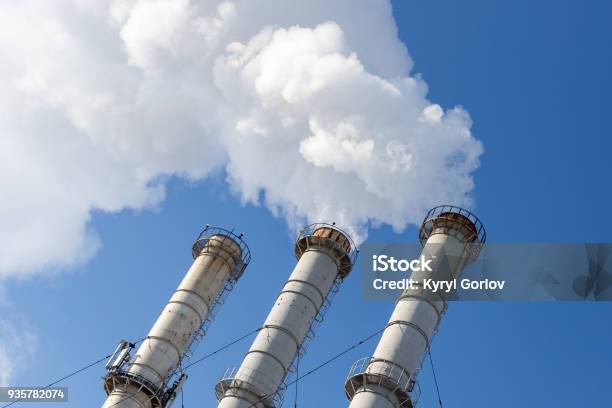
[0,316,38,386]
[0,0,482,277]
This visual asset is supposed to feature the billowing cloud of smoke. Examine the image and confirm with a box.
[0,0,482,278]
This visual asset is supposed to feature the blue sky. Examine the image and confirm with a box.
[3,0,612,407]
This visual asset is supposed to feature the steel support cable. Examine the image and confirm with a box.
[0,354,110,408]
[293,354,299,408]
[0,337,148,408]
[182,328,260,370]
[244,327,386,408]
[428,349,443,407]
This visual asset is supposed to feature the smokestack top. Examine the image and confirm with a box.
[192,225,251,282]
[419,205,486,262]
[295,223,358,279]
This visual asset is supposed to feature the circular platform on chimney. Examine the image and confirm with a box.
[294,223,357,279]
[418,205,486,263]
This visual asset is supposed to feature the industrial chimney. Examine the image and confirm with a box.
[344,206,486,408]
[101,226,251,408]
[215,223,357,408]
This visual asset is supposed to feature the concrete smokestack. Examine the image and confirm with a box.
[102,226,251,408]
[215,224,357,408]
[345,206,485,408]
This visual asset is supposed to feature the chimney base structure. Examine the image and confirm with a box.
[345,206,485,408]
[101,227,250,408]
[215,224,357,408]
